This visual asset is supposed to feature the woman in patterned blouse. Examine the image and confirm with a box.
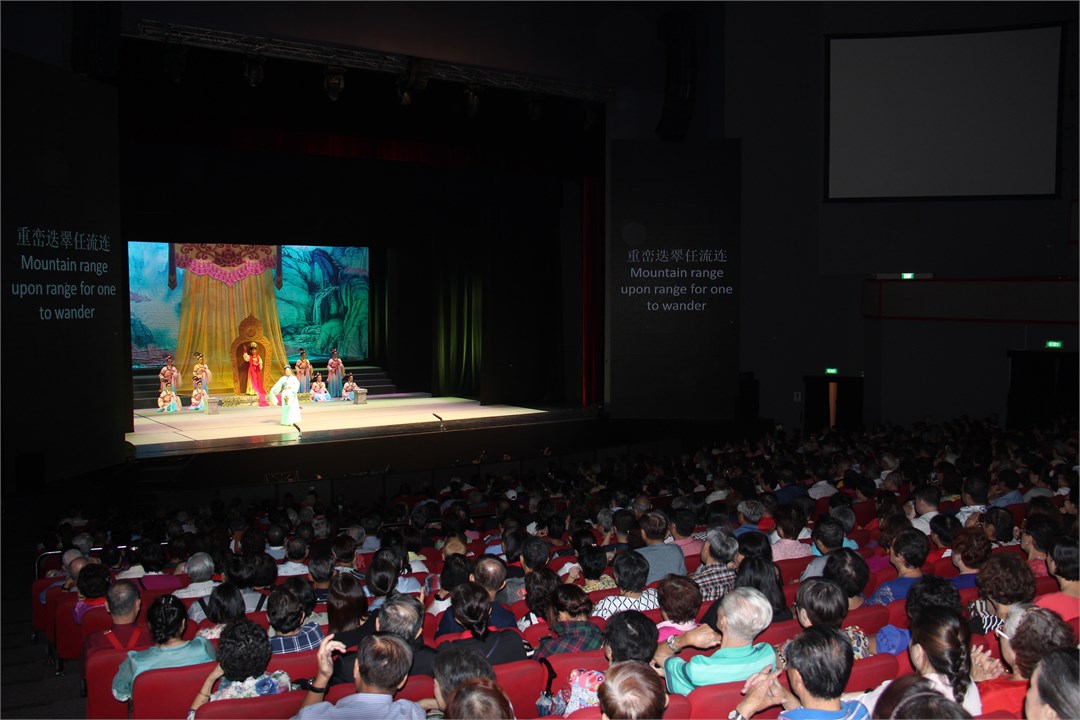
[187,619,293,718]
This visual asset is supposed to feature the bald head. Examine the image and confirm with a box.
[68,557,89,581]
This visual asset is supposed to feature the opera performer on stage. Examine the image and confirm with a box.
[190,379,207,411]
[269,364,302,437]
[159,355,181,391]
[295,349,312,394]
[341,374,359,401]
[326,348,344,398]
[243,343,269,407]
[158,382,180,413]
[191,352,212,391]
[310,373,331,402]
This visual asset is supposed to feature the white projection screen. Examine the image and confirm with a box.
[827,25,1063,200]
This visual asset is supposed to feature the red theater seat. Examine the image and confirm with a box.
[494,659,548,720]
[542,649,607,694]
[844,604,889,636]
[845,654,898,693]
[194,690,307,719]
[131,660,218,719]
[756,618,801,647]
[776,556,814,584]
[85,648,130,719]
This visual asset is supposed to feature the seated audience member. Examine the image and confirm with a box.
[443,677,514,720]
[956,474,990,526]
[124,542,185,591]
[1020,514,1057,578]
[376,593,435,676]
[331,534,361,578]
[187,619,292,717]
[852,607,981,717]
[635,510,687,585]
[435,582,528,665]
[86,580,150,653]
[990,469,1025,508]
[778,578,870,666]
[371,543,423,597]
[281,575,327,629]
[267,587,323,654]
[194,582,247,640]
[968,552,1036,636]
[73,563,111,624]
[948,528,992,590]
[1025,649,1080,720]
[536,584,603,659]
[662,587,775,695]
[436,555,516,636]
[590,550,660,620]
[692,527,739,603]
[811,507,859,556]
[308,556,334,604]
[926,513,961,563]
[978,604,1076,716]
[277,537,310,577]
[172,552,218,599]
[873,575,962,656]
[326,572,374,654]
[597,661,668,720]
[736,531,774,567]
[264,524,287,560]
[427,553,473,617]
[771,505,812,561]
[730,625,869,720]
[982,507,1020,547]
[655,575,702,642]
[905,485,941,535]
[516,568,561,633]
[494,529,526,601]
[601,509,635,558]
[189,555,264,622]
[799,518,846,581]
[1035,532,1080,621]
[566,544,617,592]
[734,556,792,623]
[866,528,928,606]
[296,633,423,720]
[823,548,870,611]
[251,552,280,591]
[555,610,660,716]
[421,647,496,718]
[734,500,765,536]
[669,509,704,558]
[111,595,217,702]
[870,674,968,720]
[364,558,401,612]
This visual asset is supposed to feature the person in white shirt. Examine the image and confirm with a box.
[906,486,941,536]
[277,537,311,577]
[956,476,990,527]
[172,553,218,599]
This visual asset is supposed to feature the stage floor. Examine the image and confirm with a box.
[127,394,548,458]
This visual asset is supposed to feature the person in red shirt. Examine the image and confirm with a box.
[1034,532,1080,622]
[85,581,151,653]
[980,604,1075,716]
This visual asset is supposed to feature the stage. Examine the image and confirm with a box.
[127,394,551,458]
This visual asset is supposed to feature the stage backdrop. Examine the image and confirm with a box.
[607,140,741,420]
[129,242,368,391]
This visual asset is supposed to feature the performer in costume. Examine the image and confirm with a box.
[191,352,212,392]
[158,382,180,412]
[341,374,358,401]
[310,373,331,402]
[159,355,181,391]
[269,364,302,437]
[243,343,269,407]
[295,349,312,394]
[189,379,207,411]
[326,348,344,398]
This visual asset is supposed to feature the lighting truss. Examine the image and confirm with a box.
[133,19,612,102]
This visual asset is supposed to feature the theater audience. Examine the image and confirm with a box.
[72,563,110,623]
[948,528,992,590]
[967,552,1036,636]
[661,587,775,695]
[172,552,218,599]
[85,580,150,652]
[866,528,928,606]
[870,674,968,720]
[427,553,473,617]
[112,595,216,702]
[187,619,292,717]
[597,661,667,720]
[1025,649,1080,720]
[1035,532,1080,621]
[536,584,603,659]
[770,505,812,561]
[654,575,702,642]
[778,578,870,666]
[420,647,496,719]
[565,544,617,592]
[1020,514,1057,577]
[435,582,528,665]
[267,586,324,654]
[635,510,687,585]
[590,550,660,619]
[195,583,247,640]
[443,676,513,720]
[977,604,1076,716]
[692,527,739,603]
[297,633,423,720]
[376,593,435,676]
[800,518,846,581]
[823,548,870,611]
[436,555,516,635]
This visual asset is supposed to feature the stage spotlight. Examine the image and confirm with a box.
[464,84,480,118]
[163,39,186,84]
[324,66,345,101]
[243,54,264,88]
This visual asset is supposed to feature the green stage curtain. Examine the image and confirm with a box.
[434,263,482,398]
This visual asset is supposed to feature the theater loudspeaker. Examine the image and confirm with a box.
[655,10,697,142]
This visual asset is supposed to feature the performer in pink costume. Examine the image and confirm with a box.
[326,347,344,398]
[295,348,312,394]
[243,343,269,407]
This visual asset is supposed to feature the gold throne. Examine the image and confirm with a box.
[229,315,273,394]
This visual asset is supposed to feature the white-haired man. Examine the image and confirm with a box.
[172,552,218,599]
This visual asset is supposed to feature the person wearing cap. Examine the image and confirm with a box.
[269,364,302,437]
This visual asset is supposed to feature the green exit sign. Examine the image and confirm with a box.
[825,368,839,375]
[1046,340,1063,349]
[900,272,915,280]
